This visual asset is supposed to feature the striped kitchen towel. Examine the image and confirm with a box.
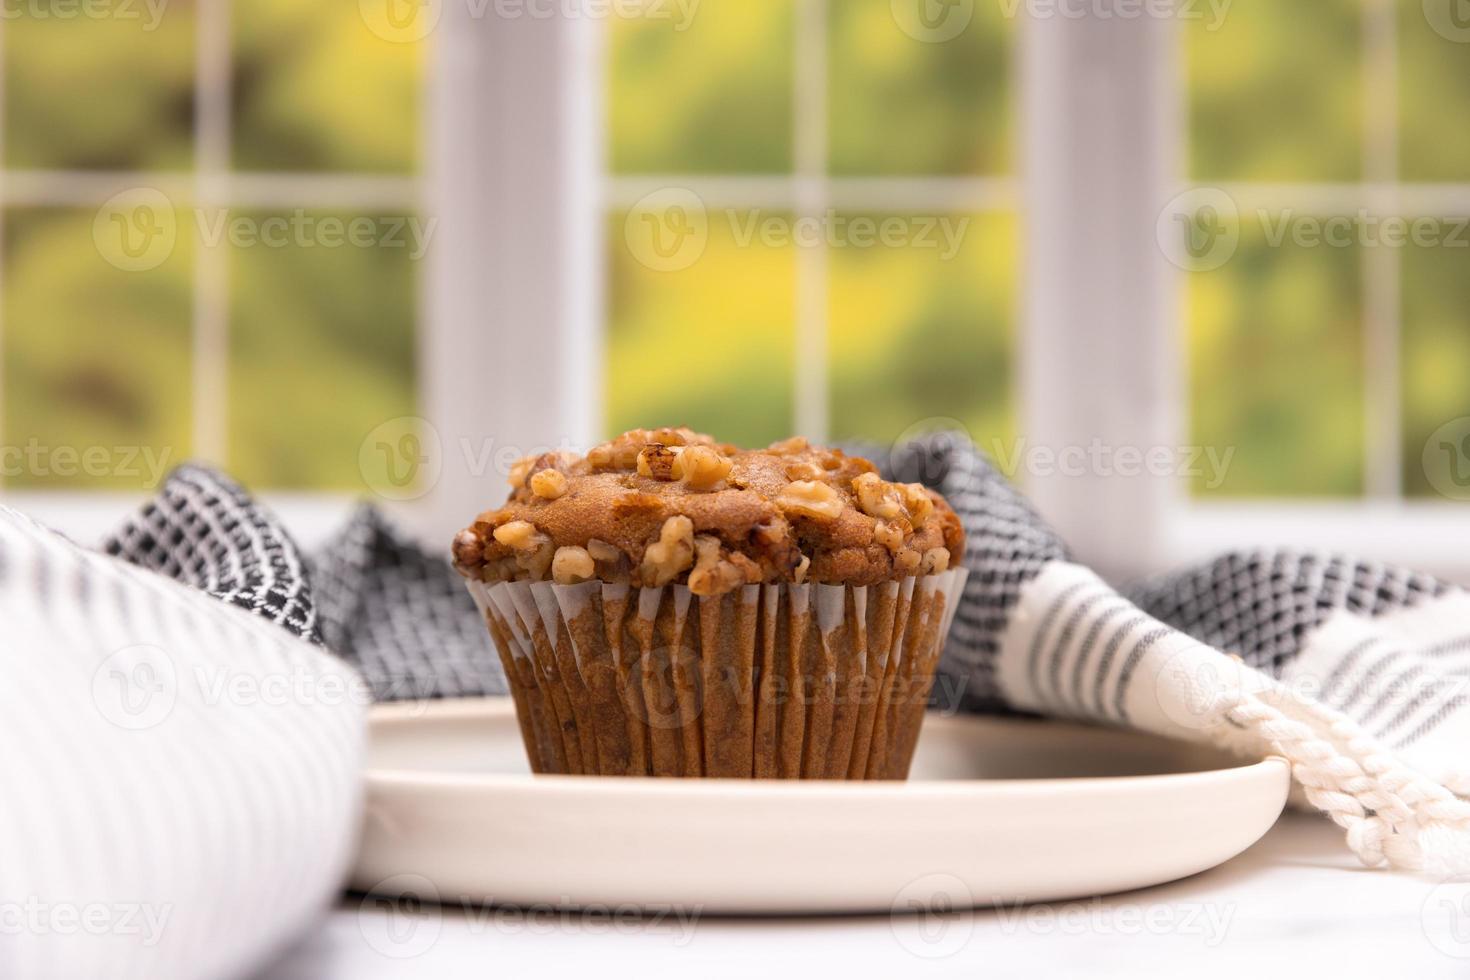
[886,430,1470,874]
[0,503,365,980]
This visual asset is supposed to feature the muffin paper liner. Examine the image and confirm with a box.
[466,567,968,780]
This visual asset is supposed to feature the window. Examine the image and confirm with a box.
[4,0,1468,579]
[1,2,424,500]
[604,0,1017,452]
[1180,0,1470,501]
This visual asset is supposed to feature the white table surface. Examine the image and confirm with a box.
[257,811,1470,978]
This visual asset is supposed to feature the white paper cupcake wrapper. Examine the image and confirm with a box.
[466,567,969,779]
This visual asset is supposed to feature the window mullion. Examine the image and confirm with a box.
[1362,0,1402,500]
[793,0,829,443]
[192,0,234,469]
[1021,10,1182,581]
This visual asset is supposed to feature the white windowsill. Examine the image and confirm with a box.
[1164,500,1470,586]
[0,490,360,552]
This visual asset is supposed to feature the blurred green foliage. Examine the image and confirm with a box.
[607,1,1018,456]
[1402,236,1470,498]
[828,0,1011,175]
[1184,0,1467,499]
[5,0,196,168]
[1398,1,1470,182]
[1187,217,1365,496]
[1188,0,1361,181]
[608,2,794,173]
[227,209,418,488]
[2,208,193,487]
[233,0,422,172]
[828,212,1014,453]
[4,0,1470,504]
[605,210,796,446]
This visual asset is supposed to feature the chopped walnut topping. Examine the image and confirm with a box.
[873,520,905,553]
[776,480,844,521]
[493,520,538,550]
[767,435,810,455]
[552,545,595,584]
[688,535,744,596]
[451,529,482,571]
[585,538,621,564]
[649,427,692,446]
[750,521,786,548]
[493,520,554,579]
[921,547,950,575]
[784,461,823,481]
[852,472,905,521]
[640,515,695,587]
[507,456,535,490]
[681,445,732,490]
[522,544,555,579]
[454,427,964,595]
[637,443,685,481]
[901,484,934,528]
[487,556,519,581]
[530,468,569,500]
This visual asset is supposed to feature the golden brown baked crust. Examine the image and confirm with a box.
[452,427,966,596]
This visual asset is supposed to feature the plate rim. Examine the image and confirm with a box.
[365,696,1291,798]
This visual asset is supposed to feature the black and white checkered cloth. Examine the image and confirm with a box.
[310,504,506,701]
[102,466,504,703]
[1127,550,1454,676]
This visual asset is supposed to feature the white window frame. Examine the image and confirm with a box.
[3,0,1468,584]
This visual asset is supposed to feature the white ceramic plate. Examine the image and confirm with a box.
[353,698,1289,913]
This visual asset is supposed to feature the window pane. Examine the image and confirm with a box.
[4,5,194,169]
[1187,214,1364,496]
[3,205,192,489]
[828,0,1012,176]
[1187,0,1361,181]
[828,211,1014,455]
[227,210,420,488]
[1402,227,1470,499]
[608,1,794,174]
[233,0,422,172]
[606,206,795,446]
[1399,2,1470,182]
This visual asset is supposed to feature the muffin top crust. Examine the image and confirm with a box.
[452,427,966,596]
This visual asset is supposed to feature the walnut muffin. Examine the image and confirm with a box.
[454,428,969,781]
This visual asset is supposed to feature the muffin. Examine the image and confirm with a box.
[452,428,968,780]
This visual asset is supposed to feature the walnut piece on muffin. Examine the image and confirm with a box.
[451,427,965,597]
